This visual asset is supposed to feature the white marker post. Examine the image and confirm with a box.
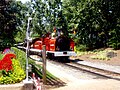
[25,17,32,82]
[23,17,33,90]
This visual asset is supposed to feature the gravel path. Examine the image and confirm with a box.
[47,61,108,80]
[46,60,120,90]
[77,60,120,73]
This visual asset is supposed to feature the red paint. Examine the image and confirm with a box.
[32,33,75,52]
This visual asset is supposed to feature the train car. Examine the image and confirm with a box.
[30,28,76,62]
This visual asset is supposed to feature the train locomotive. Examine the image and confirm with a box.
[30,28,76,62]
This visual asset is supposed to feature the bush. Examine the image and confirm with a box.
[11,47,38,71]
[0,58,25,84]
[0,54,4,60]
[75,44,88,52]
[11,47,26,71]
[0,48,26,84]
[11,47,61,84]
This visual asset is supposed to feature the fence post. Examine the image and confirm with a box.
[42,45,47,84]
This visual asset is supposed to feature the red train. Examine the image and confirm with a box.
[30,28,76,62]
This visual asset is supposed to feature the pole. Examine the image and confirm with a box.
[23,17,33,90]
[25,17,32,81]
[42,45,47,84]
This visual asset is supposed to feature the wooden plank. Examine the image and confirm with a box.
[42,45,47,84]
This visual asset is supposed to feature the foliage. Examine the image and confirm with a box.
[76,48,116,60]
[1,0,120,50]
[11,47,38,70]
[30,0,67,35]
[0,0,22,50]
[0,49,25,84]
[0,53,16,72]
[62,0,120,49]
[90,50,116,60]
[107,28,120,49]
[74,44,88,52]
[0,54,4,60]
[31,62,59,82]
[0,58,25,84]
[90,53,110,60]
[11,47,58,82]
[11,47,26,70]
[14,0,68,41]
[76,50,95,56]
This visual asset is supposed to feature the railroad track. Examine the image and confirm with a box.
[64,60,120,80]
[47,56,120,80]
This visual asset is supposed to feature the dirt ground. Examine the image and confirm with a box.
[45,49,120,90]
[74,49,120,66]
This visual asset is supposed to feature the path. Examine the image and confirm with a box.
[46,61,120,90]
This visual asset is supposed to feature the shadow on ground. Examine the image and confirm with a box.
[70,59,83,63]
[30,63,66,89]
[45,76,66,89]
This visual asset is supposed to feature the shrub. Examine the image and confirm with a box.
[0,54,4,60]
[11,47,26,71]
[0,58,25,84]
[75,44,88,52]
[11,47,61,84]
[0,48,26,84]
[0,53,16,72]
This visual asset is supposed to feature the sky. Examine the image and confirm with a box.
[16,0,30,3]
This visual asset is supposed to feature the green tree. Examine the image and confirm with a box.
[7,0,119,50]
[62,0,120,49]
[28,0,67,36]
[14,1,29,42]
[0,0,21,50]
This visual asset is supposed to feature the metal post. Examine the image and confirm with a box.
[25,17,32,82]
[42,45,47,84]
[25,40,29,81]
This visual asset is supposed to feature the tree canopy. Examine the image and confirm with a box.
[0,0,120,50]
[0,0,21,50]
[62,0,120,49]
